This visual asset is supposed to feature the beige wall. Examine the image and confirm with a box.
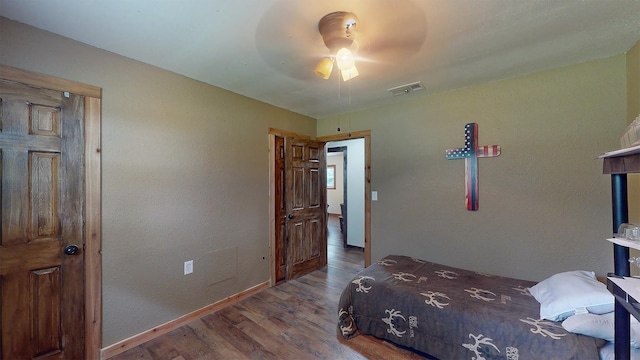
[0,18,316,346]
[318,56,626,282]
[628,40,640,123]
[625,40,640,272]
[627,41,640,226]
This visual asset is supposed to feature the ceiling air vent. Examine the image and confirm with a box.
[387,81,424,96]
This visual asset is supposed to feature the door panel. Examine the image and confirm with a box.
[290,220,304,263]
[32,152,60,239]
[309,168,320,207]
[308,218,321,258]
[285,137,327,280]
[31,267,62,356]
[0,80,85,359]
[292,167,304,209]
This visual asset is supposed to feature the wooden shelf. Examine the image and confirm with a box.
[601,148,640,359]
[607,237,640,251]
[602,153,640,174]
[599,145,640,158]
[609,276,640,304]
[608,276,640,322]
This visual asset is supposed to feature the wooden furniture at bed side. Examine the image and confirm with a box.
[602,150,640,360]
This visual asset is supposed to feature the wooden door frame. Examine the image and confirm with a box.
[269,128,371,286]
[0,64,102,360]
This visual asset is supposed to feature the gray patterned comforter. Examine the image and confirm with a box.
[338,255,601,359]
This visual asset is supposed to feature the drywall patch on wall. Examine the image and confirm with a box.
[206,246,238,286]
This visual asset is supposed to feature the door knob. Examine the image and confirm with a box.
[64,244,80,256]
[287,214,294,219]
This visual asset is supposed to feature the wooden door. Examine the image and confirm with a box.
[0,80,85,359]
[285,137,327,280]
[274,136,286,283]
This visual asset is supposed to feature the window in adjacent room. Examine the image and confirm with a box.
[327,165,336,189]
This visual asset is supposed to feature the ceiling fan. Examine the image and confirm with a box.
[254,1,427,83]
[314,11,361,81]
[311,5,427,83]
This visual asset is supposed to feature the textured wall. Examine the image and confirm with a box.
[628,40,640,123]
[318,56,626,282]
[625,41,640,258]
[0,18,316,346]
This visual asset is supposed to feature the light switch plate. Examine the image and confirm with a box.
[372,191,378,201]
[184,260,193,275]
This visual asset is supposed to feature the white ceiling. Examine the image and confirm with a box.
[1,0,639,119]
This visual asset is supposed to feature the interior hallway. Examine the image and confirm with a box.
[327,213,364,273]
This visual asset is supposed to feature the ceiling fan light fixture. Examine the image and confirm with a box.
[316,11,360,81]
[336,47,355,71]
[314,57,334,79]
[341,65,359,81]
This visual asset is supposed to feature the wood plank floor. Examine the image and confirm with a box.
[108,215,427,360]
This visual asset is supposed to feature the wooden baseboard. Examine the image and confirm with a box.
[100,281,270,359]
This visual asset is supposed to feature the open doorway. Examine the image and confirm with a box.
[326,140,365,271]
[319,131,372,269]
[326,138,366,250]
[269,129,371,286]
[327,146,347,246]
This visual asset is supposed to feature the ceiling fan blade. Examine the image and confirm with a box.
[354,5,427,65]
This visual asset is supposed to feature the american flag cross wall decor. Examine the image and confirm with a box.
[445,123,501,211]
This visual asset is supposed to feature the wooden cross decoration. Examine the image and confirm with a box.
[445,123,500,211]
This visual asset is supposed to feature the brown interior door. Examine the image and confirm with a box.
[0,80,85,359]
[285,137,327,280]
[274,136,286,283]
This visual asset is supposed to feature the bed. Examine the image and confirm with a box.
[337,255,603,359]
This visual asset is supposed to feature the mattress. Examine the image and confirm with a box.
[338,255,601,359]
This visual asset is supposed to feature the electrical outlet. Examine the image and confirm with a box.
[184,260,193,275]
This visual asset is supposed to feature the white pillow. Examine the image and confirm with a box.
[529,270,614,321]
[562,312,640,348]
[599,341,640,360]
